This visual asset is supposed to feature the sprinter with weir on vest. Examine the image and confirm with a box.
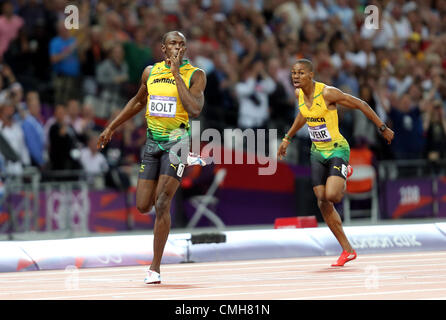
[98,31,206,284]
[277,59,394,267]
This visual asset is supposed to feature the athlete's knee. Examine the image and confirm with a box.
[325,189,344,203]
[137,202,153,214]
[317,199,331,210]
[313,188,326,202]
[155,192,172,216]
[136,194,155,214]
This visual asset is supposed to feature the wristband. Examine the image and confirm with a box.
[378,124,387,133]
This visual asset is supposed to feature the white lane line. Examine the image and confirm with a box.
[1,265,446,292]
[0,273,406,296]
[13,264,446,300]
[157,285,446,301]
[290,287,446,300]
[3,256,446,283]
[0,266,418,289]
[2,251,446,277]
[3,262,446,292]
[30,277,446,300]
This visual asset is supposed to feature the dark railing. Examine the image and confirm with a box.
[378,159,446,181]
[0,166,140,237]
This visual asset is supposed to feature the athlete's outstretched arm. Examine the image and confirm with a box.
[323,86,394,144]
[277,112,307,160]
[286,112,307,140]
[169,47,206,118]
[97,66,151,149]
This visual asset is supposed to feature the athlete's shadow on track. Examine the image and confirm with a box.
[140,284,201,289]
[311,267,363,273]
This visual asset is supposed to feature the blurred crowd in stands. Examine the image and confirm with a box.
[0,0,445,180]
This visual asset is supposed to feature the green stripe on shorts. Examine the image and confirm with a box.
[310,141,350,163]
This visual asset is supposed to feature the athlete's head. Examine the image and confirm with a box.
[291,59,314,89]
[161,31,187,61]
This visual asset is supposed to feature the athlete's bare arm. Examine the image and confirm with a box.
[322,86,394,144]
[287,112,307,139]
[277,90,307,160]
[169,47,206,118]
[97,66,152,149]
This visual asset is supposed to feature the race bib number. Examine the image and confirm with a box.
[177,163,185,177]
[341,164,347,178]
[308,124,332,142]
[149,95,177,117]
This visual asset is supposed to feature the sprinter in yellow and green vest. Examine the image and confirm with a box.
[278,59,394,267]
[98,31,206,284]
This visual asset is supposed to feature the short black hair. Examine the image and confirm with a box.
[161,31,186,45]
[295,59,313,72]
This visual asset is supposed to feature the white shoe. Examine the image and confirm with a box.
[187,152,206,166]
[144,270,161,284]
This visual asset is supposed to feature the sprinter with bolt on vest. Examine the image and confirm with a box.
[98,31,206,283]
